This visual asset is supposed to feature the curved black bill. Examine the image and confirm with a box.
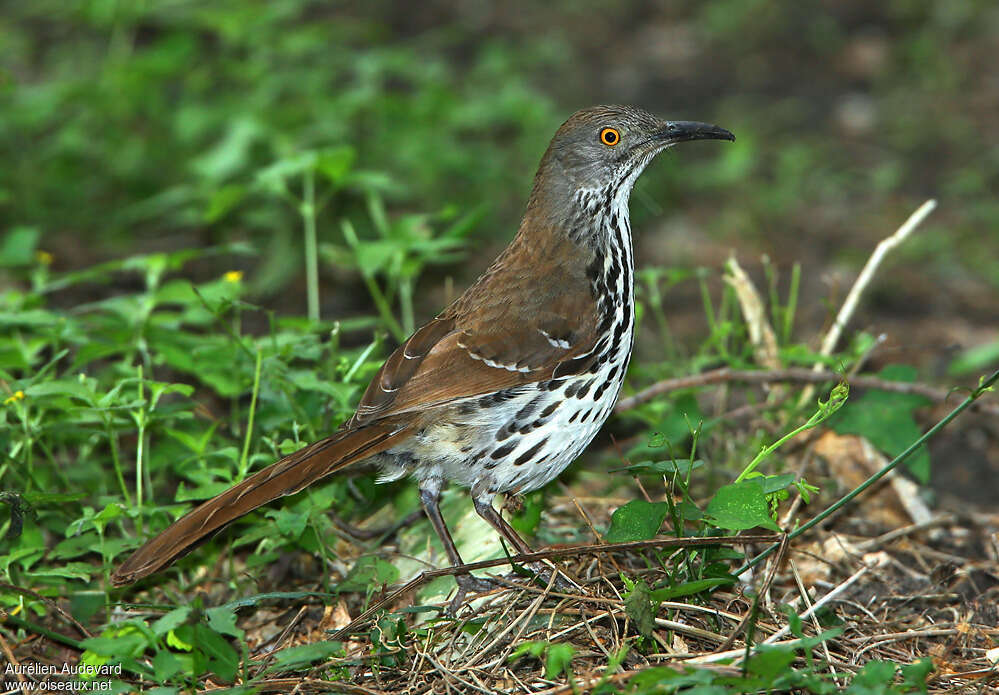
[657,121,735,144]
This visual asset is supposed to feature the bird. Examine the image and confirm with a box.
[112,105,734,599]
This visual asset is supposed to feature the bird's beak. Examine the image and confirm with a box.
[655,121,735,145]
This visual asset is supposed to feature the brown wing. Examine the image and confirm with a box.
[349,224,603,427]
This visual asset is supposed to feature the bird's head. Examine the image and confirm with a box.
[530,105,734,217]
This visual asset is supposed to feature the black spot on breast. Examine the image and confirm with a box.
[575,378,595,399]
[543,377,567,391]
[539,401,560,418]
[564,381,580,398]
[491,442,517,460]
[568,410,580,423]
[513,437,549,466]
[597,312,614,336]
[470,449,489,464]
[593,376,613,401]
[484,461,498,470]
[611,316,627,350]
[515,395,543,421]
[605,364,619,382]
[496,423,516,441]
[458,402,478,416]
[580,408,594,423]
[606,254,621,290]
[460,444,474,454]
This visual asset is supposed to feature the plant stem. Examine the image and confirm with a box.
[736,368,999,575]
[238,349,263,481]
[303,169,319,322]
[106,417,131,507]
[135,363,145,529]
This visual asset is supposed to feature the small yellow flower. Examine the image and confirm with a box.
[223,270,243,283]
[4,390,25,405]
[35,250,53,266]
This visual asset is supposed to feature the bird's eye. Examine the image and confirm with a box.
[599,127,620,146]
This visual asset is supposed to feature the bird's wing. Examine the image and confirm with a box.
[350,231,603,426]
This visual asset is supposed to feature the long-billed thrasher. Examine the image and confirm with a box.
[112,105,734,598]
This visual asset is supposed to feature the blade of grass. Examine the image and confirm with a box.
[302,168,319,322]
[238,349,263,481]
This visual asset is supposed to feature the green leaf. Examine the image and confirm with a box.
[166,628,194,652]
[604,500,669,542]
[705,480,781,532]
[624,579,656,638]
[745,643,796,680]
[153,607,192,637]
[338,556,399,593]
[151,650,182,683]
[899,658,933,691]
[28,562,94,580]
[315,146,357,186]
[844,660,899,694]
[205,606,244,639]
[266,641,342,672]
[615,459,704,477]
[544,643,575,679]
[266,508,308,539]
[51,533,101,560]
[760,473,796,494]
[830,365,933,482]
[0,226,40,266]
[509,641,574,678]
[0,309,62,327]
[648,577,734,601]
[195,623,239,683]
[70,592,104,624]
[948,339,999,376]
[204,184,247,223]
[25,379,97,404]
[81,626,149,658]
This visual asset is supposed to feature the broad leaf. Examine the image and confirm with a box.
[705,480,780,532]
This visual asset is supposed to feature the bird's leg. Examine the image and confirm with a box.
[419,485,494,612]
[472,496,533,554]
[472,494,575,591]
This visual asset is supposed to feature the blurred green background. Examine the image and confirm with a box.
[2,0,997,369]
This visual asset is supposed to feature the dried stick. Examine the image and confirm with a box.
[798,199,937,405]
[763,552,889,645]
[616,366,998,416]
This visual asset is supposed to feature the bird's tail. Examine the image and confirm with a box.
[111,421,411,586]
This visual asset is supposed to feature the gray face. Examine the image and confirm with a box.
[544,105,734,191]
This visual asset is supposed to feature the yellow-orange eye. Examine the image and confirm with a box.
[599,127,620,146]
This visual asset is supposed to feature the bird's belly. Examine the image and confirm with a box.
[381,342,631,496]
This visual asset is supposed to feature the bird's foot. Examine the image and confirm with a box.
[446,573,497,616]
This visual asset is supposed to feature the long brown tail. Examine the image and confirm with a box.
[111,421,412,586]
